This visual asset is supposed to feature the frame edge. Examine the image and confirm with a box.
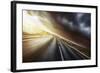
[11,1,17,72]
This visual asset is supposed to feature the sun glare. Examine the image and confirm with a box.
[23,11,54,35]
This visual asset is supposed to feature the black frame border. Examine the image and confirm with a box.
[11,1,98,72]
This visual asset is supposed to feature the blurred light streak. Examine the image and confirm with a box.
[23,10,88,49]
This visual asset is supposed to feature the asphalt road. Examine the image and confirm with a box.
[23,34,90,63]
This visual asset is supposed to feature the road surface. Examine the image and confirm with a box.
[23,34,90,63]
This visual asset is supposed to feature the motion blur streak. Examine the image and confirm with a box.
[22,10,91,62]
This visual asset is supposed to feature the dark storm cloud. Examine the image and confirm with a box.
[76,13,91,38]
[49,12,91,38]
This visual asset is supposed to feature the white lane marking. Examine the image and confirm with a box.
[58,44,64,61]
[64,42,89,59]
[60,40,80,57]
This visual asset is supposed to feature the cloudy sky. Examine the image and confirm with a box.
[48,11,91,38]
